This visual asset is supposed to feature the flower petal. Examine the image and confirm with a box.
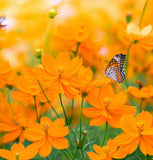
[39,139,52,158]
[49,137,69,149]
[89,116,106,126]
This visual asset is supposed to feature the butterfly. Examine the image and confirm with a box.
[101,53,126,83]
[0,16,6,29]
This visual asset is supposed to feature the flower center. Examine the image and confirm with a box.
[57,66,66,79]
[102,146,110,157]
[30,85,39,93]
[103,97,112,107]
[41,122,49,137]
[135,120,145,135]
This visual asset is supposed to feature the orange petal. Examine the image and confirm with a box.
[39,139,52,158]
[120,115,137,135]
[49,126,69,137]
[56,51,70,69]
[83,108,102,118]
[114,133,136,145]
[22,143,38,159]
[107,116,120,128]
[140,136,153,156]
[41,54,56,75]
[99,85,114,101]
[0,122,20,132]
[12,91,32,102]
[119,137,139,155]
[2,128,23,144]
[112,147,127,159]
[0,61,11,74]
[87,87,101,109]
[137,111,152,129]
[90,116,106,126]
[87,152,106,160]
[40,117,53,126]
[24,126,45,141]
[49,137,69,149]
[93,144,103,154]
[65,57,82,75]
[112,90,127,105]
[10,143,25,156]
[0,149,11,159]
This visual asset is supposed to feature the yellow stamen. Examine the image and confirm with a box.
[102,146,110,157]
[41,122,49,137]
[103,97,112,107]
[135,120,145,135]
[57,66,66,79]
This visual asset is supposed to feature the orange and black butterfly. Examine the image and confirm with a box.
[102,53,126,83]
[0,16,6,29]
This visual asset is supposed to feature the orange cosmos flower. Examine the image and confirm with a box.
[36,51,87,99]
[0,112,23,144]
[87,139,127,160]
[0,61,17,88]
[118,21,153,51]
[115,111,153,156]
[128,85,153,99]
[24,117,69,158]
[12,75,41,103]
[0,143,37,160]
[83,85,136,128]
[77,66,93,98]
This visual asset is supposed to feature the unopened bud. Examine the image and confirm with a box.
[35,49,42,58]
[126,12,132,24]
[49,9,57,19]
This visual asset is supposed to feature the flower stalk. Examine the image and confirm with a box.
[59,94,69,125]
[139,0,148,26]
[37,80,60,118]
[33,95,40,123]
[79,97,84,144]
[70,99,74,124]
[74,42,81,56]
[100,122,108,146]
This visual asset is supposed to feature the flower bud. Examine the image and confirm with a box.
[126,12,132,24]
[49,9,57,19]
[35,49,42,58]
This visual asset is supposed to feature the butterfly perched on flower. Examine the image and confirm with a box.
[100,53,126,83]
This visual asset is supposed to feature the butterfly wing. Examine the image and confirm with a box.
[105,53,126,83]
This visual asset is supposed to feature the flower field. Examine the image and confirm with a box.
[0,0,153,159]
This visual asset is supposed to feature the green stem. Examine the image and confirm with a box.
[37,80,60,118]
[79,97,84,143]
[44,21,52,54]
[74,42,81,56]
[72,147,79,160]
[0,133,6,149]
[62,150,70,160]
[124,42,133,87]
[139,0,148,26]
[139,98,145,112]
[59,94,69,125]
[33,95,40,123]
[81,149,85,159]
[100,122,108,146]
[70,99,74,124]
[145,155,148,160]
[15,153,19,160]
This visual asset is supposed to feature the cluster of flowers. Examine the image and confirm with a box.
[0,0,153,160]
